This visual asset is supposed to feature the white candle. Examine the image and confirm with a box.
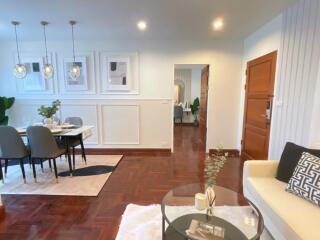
[195,193,207,210]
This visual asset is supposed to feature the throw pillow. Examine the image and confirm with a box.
[276,142,320,183]
[286,152,320,207]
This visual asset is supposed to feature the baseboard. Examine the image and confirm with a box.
[75,148,172,156]
[209,149,240,157]
[174,123,195,126]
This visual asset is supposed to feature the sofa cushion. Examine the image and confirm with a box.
[286,152,320,207]
[247,177,320,240]
[276,142,320,183]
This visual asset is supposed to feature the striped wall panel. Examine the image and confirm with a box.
[270,0,320,158]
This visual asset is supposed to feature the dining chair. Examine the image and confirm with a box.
[174,105,183,123]
[0,126,30,183]
[64,117,87,169]
[27,126,69,183]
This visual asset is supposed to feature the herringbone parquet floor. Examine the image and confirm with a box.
[0,125,243,239]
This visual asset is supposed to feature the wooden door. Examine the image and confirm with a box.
[241,52,277,160]
[199,65,209,150]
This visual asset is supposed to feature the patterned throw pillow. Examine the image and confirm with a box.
[286,152,320,207]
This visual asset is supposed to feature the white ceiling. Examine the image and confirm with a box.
[0,0,297,41]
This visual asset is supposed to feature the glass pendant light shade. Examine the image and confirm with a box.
[12,21,27,79]
[43,63,54,79]
[69,63,81,80]
[69,20,81,81]
[41,21,54,79]
[13,63,27,78]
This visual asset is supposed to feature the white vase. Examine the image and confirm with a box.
[44,117,54,129]
[205,186,216,216]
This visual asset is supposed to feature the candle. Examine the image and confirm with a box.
[195,193,207,210]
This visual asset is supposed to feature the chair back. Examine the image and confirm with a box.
[26,126,60,158]
[65,117,83,127]
[174,106,183,118]
[0,126,28,159]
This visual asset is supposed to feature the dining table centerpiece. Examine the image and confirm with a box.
[38,100,61,128]
[204,147,228,216]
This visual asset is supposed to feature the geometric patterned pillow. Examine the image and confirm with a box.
[286,152,320,207]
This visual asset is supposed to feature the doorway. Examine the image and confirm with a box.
[173,64,209,152]
[241,51,277,160]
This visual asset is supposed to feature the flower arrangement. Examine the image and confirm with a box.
[204,147,228,187]
[38,100,61,119]
[204,146,228,216]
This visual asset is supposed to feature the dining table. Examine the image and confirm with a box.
[16,125,94,176]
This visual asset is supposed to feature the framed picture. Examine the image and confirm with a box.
[14,52,56,95]
[106,57,130,91]
[21,57,46,91]
[63,57,88,91]
[100,52,139,94]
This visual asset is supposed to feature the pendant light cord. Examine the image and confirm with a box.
[71,23,76,63]
[14,24,21,64]
[43,24,49,64]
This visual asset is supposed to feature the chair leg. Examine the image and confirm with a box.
[53,158,58,183]
[31,158,37,183]
[40,159,44,173]
[0,160,4,184]
[72,147,76,170]
[48,159,52,171]
[80,138,87,165]
[28,156,32,169]
[5,159,8,177]
[19,159,26,184]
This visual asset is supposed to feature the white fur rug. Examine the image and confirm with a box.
[0,155,122,196]
[116,204,273,240]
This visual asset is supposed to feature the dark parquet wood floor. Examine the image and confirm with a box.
[0,125,243,240]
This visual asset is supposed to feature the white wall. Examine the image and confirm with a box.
[238,14,283,150]
[191,67,201,101]
[0,39,243,151]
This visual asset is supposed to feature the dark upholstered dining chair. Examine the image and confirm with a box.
[27,126,69,183]
[64,117,87,168]
[0,126,30,183]
[174,105,183,123]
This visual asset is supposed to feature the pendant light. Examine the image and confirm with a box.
[69,20,80,80]
[41,21,54,79]
[12,21,26,79]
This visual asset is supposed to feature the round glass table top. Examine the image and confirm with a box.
[161,183,264,240]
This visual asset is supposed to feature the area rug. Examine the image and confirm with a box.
[116,204,274,240]
[0,155,122,196]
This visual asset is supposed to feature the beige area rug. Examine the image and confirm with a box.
[116,204,274,240]
[0,155,122,196]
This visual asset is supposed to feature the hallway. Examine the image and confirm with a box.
[0,125,243,239]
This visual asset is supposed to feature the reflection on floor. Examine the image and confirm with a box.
[0,125,243,239]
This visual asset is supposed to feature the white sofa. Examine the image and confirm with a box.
[243,160,320,240]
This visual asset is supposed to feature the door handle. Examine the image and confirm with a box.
[265,100,273,121]
[261,100,273,121]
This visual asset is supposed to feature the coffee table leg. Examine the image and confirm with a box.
[162,216,165,240]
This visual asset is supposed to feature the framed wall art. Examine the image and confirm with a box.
[63,57,88,91]
[100,52,139,94]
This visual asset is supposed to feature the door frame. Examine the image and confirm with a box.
[171,64,211,153]
[241,51,277,160]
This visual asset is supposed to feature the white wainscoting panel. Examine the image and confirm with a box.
[101,104,140,145]
[269,0,320,159]
[60,104,99,144]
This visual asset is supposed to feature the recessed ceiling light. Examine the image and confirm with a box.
[212,18,224,31]
[137,21,147,31]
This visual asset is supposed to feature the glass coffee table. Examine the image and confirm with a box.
[161,183,264,240]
